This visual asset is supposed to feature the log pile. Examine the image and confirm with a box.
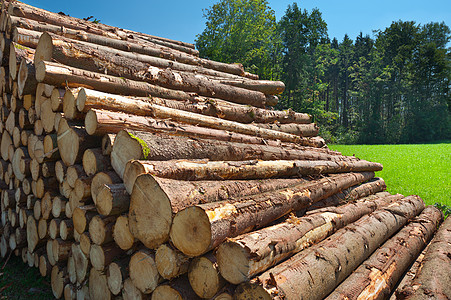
[0,1,449,300]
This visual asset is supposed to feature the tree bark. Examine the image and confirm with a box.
[119,132,350,193]
[216,192,401,284]
[76,88,311,125]
[167,172,375,256]
[326,206,443,300]
[105,122,324,179]
[234,196,426,300]
[126,158,382,181]
[254,123,319,137]
[395,215,451,300]
[36,32,271,104]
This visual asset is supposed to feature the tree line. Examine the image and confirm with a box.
[196,0,451,144]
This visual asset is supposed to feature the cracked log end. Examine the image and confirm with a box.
[128,174,173,249]
[170,206,212,257]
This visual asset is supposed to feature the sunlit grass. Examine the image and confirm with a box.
[330,143,451,207]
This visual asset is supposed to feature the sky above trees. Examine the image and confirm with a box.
[25,0,450,45]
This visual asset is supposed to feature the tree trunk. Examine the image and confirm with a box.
[234,195,425,300]
[82,147,110,176]
[120,133,356,193]
[168,172,375,256]
[113,214,136,251]
[18,56,37,98]
[189,253,226,298]
[254,123,319,137]
[36,32,270,105]
[76,88,311,125]
[89,243,125,271]
[57,117,101,166]
[10,4,248,75]
[51,264,69,299]
[88,268,112,300]
[107,256,130,295]
[88,215,115,245]
[129,248,161,294]
[111,132,324,181]
[96,183,129,216]
[395,215,451,300]
[35,60,206,102]
[155,243,190,280]
[151,276,201,300]
[216,192,401,284]
[326,206,443,300]
[72,243,89,284]
[72,204,97,234]
[125,159,382,181]
[9,40,35,80]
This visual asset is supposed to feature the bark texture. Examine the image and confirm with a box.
[326,206,443,300]
[168,172,375,256]
[234,196,425,300]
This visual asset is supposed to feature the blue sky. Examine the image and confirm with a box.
[26,0,450,45]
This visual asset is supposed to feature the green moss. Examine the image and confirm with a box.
[14,43,27,50]
[128,132,150,159]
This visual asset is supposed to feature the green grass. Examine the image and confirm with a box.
[329,142,451,207]
[0,254,53,299]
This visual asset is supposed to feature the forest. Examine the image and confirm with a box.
[195,0,451,144]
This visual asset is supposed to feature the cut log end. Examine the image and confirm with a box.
[85,109,98,135]
[216,241,251,284]
[129,250,160,294]
[155,244,189,280]
[169,206,211,257]
[189,256,224,298]
[113,215,135,251]
[34,32,53,65]
[235,283,272,300]
[107,262,124,295]
[57,118,80,166]
[129,174,173,249]
[89,268,111,300]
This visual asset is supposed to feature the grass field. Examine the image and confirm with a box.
[330,142,451,207]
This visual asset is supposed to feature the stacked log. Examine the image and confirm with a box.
[0,1,448,300]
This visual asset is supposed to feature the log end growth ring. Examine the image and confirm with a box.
[129,174,173,249]
[170,206,212,257]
